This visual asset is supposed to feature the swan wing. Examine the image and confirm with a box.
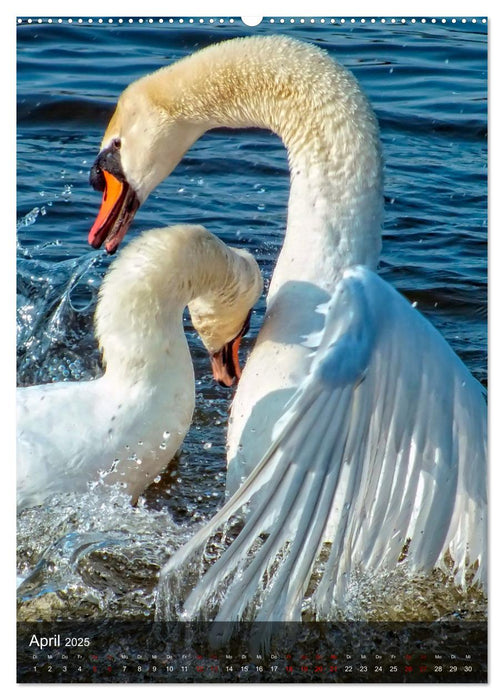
[160,266,487,621]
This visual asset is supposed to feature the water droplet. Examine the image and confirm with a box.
[61,184,73,200]
[159,442,167,450]
[16,207,40,230]
[203,442,212,450]
[163,430,171,440]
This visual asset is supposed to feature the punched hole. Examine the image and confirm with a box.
[241,16,263,26]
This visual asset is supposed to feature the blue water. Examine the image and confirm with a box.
[16,18,487,621]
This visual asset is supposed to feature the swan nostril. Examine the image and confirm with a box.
[89,141,126,192]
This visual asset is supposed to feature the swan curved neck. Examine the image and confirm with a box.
[94,226,258,378]
[148,36,383,293]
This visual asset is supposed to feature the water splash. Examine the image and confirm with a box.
[17,487,189,622]
[16,206,40,232]
[154,518,487,628]
[17,241,105,385]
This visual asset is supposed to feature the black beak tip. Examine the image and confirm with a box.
[217,378,236,388]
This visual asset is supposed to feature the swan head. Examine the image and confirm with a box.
[88,75,205,254]
[189,247,263,387]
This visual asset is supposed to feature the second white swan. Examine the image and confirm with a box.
[17,224,262,510]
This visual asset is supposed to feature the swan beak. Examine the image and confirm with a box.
[88,170,140,254]
[210,311,252,388]
[210,336,244,388]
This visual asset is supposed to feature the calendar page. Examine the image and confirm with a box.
[16,14,488,684]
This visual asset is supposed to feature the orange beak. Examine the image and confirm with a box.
[209,310,252,387]
[210,335,245,388]
[88,170,140,254]
[88,171,123,242]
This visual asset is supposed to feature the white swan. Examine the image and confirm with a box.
[87,36,487,621]
[17,224,263,511]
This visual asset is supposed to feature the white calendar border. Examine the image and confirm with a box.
[7,3,500,698]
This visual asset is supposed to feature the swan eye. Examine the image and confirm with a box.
[113,138,121,149]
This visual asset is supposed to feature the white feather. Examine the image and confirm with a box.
[160,267,486,620]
